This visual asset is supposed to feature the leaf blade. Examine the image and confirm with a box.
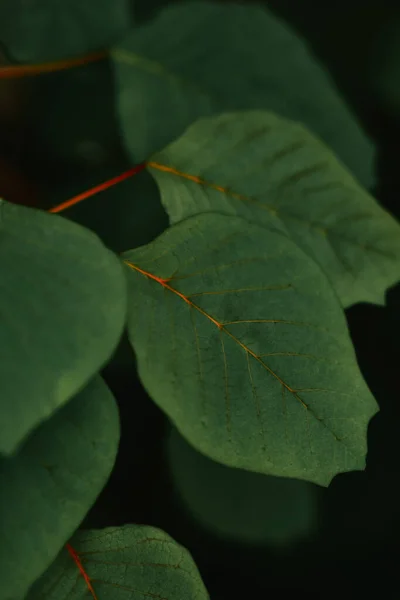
[27,524,209,600]
[0,200,126,455]
[148,110,400,307]
[123,213,378,487]
[113,0,374,188]
[0,376,120,600]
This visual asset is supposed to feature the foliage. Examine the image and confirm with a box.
[0,377,120,599]
[27,525,208,600]
[147,110,400,308]
[112,0,375,185]
[0,201,126,456]
[0,1,399,599]
[123,212,378,486]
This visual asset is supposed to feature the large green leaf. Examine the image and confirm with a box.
[112,0,375,188]
[166,425,320,548]
[147,110,400,308]
[27,524,209,600]
[122,213,378,487]
[0,376,120,600]
[0,199,126,455]
[0,0,132,63]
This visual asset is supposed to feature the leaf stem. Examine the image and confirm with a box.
[48,163,147,213]
[0,50,107,79]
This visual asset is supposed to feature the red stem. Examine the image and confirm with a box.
[0,50,107,79]
[48,162,147,213]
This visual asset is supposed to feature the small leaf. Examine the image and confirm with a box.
[27,524,209,600]
[0,376,120,600]
[0,200,126,455]
[112,0,375,188]
[122,213,378,487]
[167,425,321,548]
[148,110,400,308]
[0,0,132,63]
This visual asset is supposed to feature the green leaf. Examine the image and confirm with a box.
[148,110,400,308]
[0,200,126,455]
[27,524,209,600]
[112,0,375,188]
[122,213,378,487]
[166,425,321,548]
[0,376,120,600]
[0,0,132,63]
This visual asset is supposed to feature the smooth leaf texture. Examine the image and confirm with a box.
[123,213,378,487]
[0,0,132,63]
[148,110,400,308]
[112,1,375,188]
[167,425,320,548]
[0,199,126,455]
[0,376,120,600]
[27,524,209,600]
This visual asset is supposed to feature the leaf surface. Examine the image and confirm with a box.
[112,0,374,188]
[123,213,378,487]
[0,376,120,600]
[0,0,132,63]
[27,524,209,600]
[148,110,400,307]
[0,200,126,455]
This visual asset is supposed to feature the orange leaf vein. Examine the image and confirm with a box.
[66,543,98,600]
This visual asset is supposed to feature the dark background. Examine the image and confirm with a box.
[1,1,399,597]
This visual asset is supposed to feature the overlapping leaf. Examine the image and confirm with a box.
[148,110,400,308]
[0,0,132,63]
[123,213,378,487]
[112,0,374,188]
[0,376,120,600]
[27,524,209,600]
[167,425,320,548]
[0,199,126,455]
